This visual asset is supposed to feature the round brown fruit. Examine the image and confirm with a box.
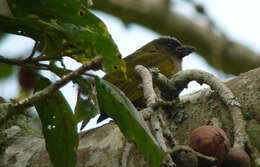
[219,147,250,167]
[189,125,231,164]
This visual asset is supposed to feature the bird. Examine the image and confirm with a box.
[97,37,195,123]
[103,37,194,101]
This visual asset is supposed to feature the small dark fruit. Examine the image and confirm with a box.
[18,67,37,90]
[219,147,250,167]
[189,125,231,164]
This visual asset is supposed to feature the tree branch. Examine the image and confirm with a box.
[92,0,260,75]
[2,67,260,167]
[134,65,157,107]
[0,55,49,70]
[134,65,175,166]
[152,68,260,164]
[0,56,102,123]
[153,69,247,148]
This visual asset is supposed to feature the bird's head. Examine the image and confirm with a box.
[151,37,195,59]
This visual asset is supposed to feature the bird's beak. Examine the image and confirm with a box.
[176,45,195,58]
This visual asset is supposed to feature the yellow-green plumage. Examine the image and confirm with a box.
[103,37,195,102]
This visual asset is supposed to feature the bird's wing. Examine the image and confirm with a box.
[103,51,176,101]
[103,65,142,101]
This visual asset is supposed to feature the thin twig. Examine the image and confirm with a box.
[30,52,63,62]
[134,65,175,167]
[134,65,156,107]
[151,98,179,110]
[0,55,49,70]
[150,69,178,100]
[0,56,102,123]
[170,145,218,166]
[23,40,39,62]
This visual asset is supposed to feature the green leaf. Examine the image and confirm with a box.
[50,65,98,129]
[0,63,13,79]
[74,97,98,124]
[60,22,125,73]
[5,0,125,73]
[0,15,64,56]
[7,0,107,35]
[95,77,163,167]
[34,75,78,167]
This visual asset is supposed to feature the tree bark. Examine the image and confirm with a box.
[1,67,260,167]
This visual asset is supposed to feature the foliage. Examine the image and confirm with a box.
[95,77,163,167]
[0,0,163,166]
[0,63,13,79]
[2,0,125,72]
[74,95,99,124]
[34,75,78,167]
